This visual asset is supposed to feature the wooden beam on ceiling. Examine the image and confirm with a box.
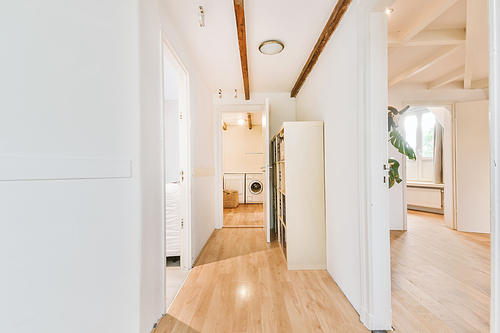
[247,113,252,130]
[290,0,353,98]
[427,66,465,89]
[388,47,398,57]
[464,0,482,89]
[471,78,489,89]
[388,45,461,87]
[388,29,466,48]
[222,121,228,131]
[233,0,250,100]
[397,0,458,43]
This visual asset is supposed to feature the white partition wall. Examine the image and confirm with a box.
[456,100,490,233]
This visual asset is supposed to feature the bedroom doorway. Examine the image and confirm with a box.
[161,37,191,311]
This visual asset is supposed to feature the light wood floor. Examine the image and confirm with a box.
[391,210,490,333]
[155,228,369,333]
[224,204,263,227]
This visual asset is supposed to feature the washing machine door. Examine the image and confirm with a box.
[248,180,263,195]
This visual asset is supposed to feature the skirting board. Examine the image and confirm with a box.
[0,156,131,181]
[407,205,444,215]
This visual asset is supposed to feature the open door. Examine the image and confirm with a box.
[262,99,271,242]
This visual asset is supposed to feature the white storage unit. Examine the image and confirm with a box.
[271,121,326,270]
[223,173,246,203]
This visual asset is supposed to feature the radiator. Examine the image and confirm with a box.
[407,187,443,209]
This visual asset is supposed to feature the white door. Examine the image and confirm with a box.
[262,99,271,242]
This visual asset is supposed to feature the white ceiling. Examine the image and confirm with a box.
[222,112,262,126]
[164,0,490,95]
[388,0,489,89]
[164,0,338,94]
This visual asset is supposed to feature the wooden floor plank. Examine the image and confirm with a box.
[391,210,490,333]
[224,204,263,226]
[157,227,368,333]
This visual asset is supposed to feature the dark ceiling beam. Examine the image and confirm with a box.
[290,0,353,98]
[233,0,250,100]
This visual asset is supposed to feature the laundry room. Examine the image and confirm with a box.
[222,112,264,227]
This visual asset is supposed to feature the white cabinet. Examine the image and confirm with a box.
[223,173,246,203]
[271,121,326,270]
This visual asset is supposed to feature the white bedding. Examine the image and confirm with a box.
[165,183,180,257]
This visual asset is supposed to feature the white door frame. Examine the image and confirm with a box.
[357,0,393,330]
[488,0,499,330]
[402,100,458,230]
[213,104,265,230]
[160,34,192,311]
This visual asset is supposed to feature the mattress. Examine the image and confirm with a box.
[165,183,181,257]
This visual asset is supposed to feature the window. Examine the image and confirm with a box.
[403,109,436,182]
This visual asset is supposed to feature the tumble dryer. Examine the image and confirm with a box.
[245,173,264,203]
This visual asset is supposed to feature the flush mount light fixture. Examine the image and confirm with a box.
[258,40,284,55]
[199,6,205,27]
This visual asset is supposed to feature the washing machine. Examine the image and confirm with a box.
[223,173,245,203]
[246,173,265,203]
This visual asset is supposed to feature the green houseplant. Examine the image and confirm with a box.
[388,105,416,188]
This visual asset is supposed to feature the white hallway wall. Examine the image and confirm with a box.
[0,1,216,333]
[141,0,215,331]
[214,93,297,137]
[295,5,362,313]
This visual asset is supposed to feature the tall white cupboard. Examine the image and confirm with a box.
[271,121,326,270]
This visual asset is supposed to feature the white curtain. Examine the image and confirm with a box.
[433,121,444,183]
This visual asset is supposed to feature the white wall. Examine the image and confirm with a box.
[140,2,216,332]
[0,1,141,332]
[223,125,263,173]
[294,5,362,313]
[456,100,490,233]
[214,92,296,136]
[0,1,216,333]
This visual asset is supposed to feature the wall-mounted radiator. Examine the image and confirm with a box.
[407,184,444,214]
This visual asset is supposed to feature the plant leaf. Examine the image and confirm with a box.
[389,129,416,160]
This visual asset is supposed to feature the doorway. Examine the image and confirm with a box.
[398,103,455,230]
[214,103,271,241]
[221,112,265,228]
[390,100,492,331]
[161,37,191,311]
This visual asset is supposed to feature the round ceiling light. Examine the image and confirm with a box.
[258,40,284,55]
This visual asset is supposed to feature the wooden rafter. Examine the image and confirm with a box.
[471,78,489,89]
[397,0,458,43]
[290,0,353,98]
[464,0,482,89]
[427,66,465,89]
[247,113,252,130]
[233,0,250,100]
[388,45,461,87]
[388,29,466,48]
